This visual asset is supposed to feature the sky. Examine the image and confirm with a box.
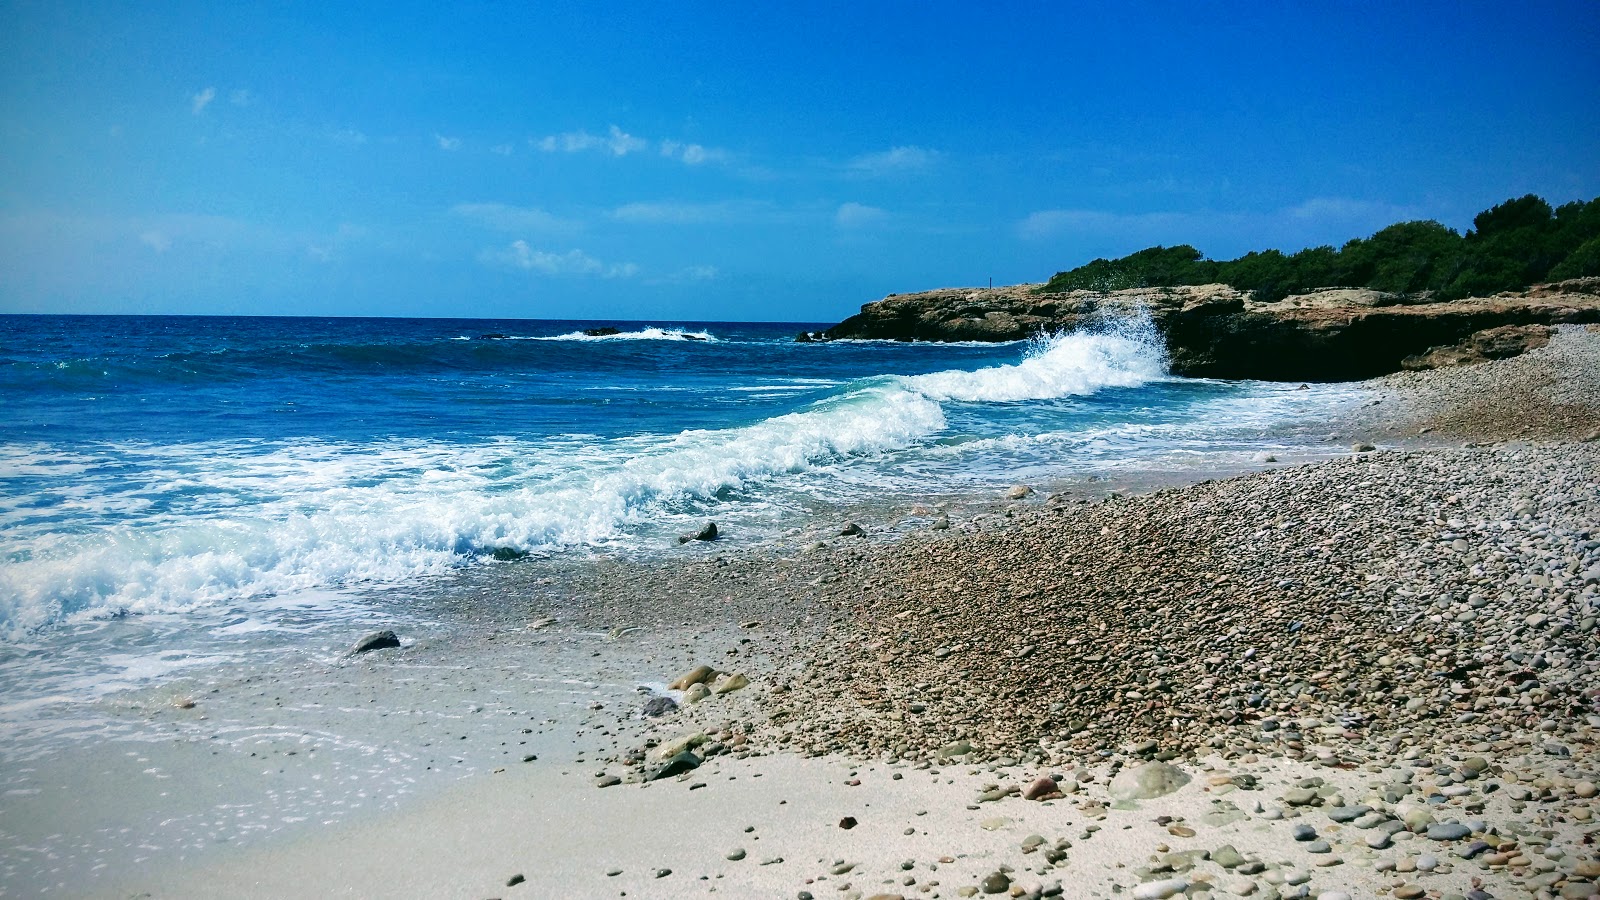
[1,1,1597,323]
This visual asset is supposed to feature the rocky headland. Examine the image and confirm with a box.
[806,278,1600,382]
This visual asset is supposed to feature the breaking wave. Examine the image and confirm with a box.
[0,318,1165,635]
[526,327,717,342]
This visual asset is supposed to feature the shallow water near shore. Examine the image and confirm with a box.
[0,312,1376,893]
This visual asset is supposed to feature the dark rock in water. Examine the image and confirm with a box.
[839,522,866,537]
[490,546,528,561]
[642,696,679,718]
[678,521,718,544]
[582,326,622,337]
[794,331,815,343]
[350,630,400,654]
[648,751,702,780]
[681,333,707,341]
[478,333,509,340]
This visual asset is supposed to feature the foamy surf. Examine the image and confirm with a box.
[528,327,717,342]
[0,321,1173,635]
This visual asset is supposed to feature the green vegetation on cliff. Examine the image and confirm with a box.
[1040,195,1600,301]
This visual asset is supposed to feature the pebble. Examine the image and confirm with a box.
[1426,823,1472,841]
[1131,879,1188,900]
[980,872,1010,894]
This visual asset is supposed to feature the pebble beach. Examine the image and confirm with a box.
[8,327,1598,900]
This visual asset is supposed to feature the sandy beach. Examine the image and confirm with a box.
[6,327,1597,900]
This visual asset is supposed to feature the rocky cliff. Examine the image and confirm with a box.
[806,279,1600,381]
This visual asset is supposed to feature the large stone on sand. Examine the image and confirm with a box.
[1109,761,1191,801]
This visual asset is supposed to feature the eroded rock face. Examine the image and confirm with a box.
[1400,324,1555,371]
[815,280,1600,381]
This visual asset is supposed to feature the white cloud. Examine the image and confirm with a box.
[675,264,718,281]
[611,201,744,225]
[139,230,171,253]
[228,89,253,107]
[659,140,725,165]
[535,127,725,165]
[1017,197,1421,243]
[836,202,889,229]
[1014,197,1428,257]
[450,202,577,233]
[536,125,647,157]
[848,145,938,176]
[1287,196,1416,224]
[490,143,513,156]
[435,134,462,151]
[191,87,216,115]
[481,241,637,278]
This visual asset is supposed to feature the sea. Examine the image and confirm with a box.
[0,313,1366,747]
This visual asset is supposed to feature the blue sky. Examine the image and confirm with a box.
[2,1,1597,322]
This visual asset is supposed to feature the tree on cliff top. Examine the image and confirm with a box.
[1039,193,1600,301]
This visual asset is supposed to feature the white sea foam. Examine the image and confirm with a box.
[526,327,718,342]
[0,322,1167,635]
[903,317,1166,402]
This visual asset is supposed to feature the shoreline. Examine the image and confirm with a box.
[6,328,1599,899]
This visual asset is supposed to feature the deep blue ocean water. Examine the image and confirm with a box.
[0,312,1368,725]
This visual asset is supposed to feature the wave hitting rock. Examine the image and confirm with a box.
[811,278,1600,381]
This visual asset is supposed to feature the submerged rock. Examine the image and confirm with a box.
[679,521,718,544]
[350,630,400,654]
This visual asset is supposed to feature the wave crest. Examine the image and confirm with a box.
[528,327,716,342]
[0,320,1166,634]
